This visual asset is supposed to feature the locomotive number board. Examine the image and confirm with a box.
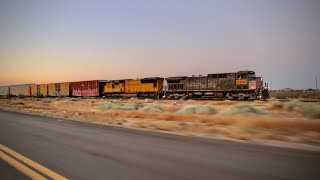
[236,80,247,85]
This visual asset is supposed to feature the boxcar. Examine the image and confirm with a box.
[9,84,31,96]
[31,84,48,96]
[31,84,37,96]
[48,82,70,96]
[0,86,9,96]
[71,80,107,97]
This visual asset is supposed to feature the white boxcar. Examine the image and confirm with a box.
[9,84,31,96]
[0,86,9,96]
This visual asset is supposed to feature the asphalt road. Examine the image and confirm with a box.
[0,159,29,180]
[0,110,319,180]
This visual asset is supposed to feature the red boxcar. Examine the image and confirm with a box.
[71,80,107,97]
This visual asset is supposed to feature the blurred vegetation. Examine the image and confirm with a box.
[35,93,44,98]
[284,100,320,119]
[17,94,26,99]
[270,90,320,99]
[139,105,164,112]
[99,102,142,111]
[177,105,216,115]
[5,94,17,99]
[223,105,266,116]
[9,100,25,105]
[269,99,320,119]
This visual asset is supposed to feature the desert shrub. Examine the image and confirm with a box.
[223,105,266,116]
[35,93,44,98]
[17,94,26,99]
[268,99,284,109]
[111,99,122,103]
[99,102,141,111]
[127,97,139,103]
[139,105,164,112]
[6,94,16,99]
[144,99,153,103]
[284,100,300,111]
[43,99,52,103]
[270,90,320,100]
[284,100,320,119]
[69,98,79,101]
[176,105,216,115]
[170,101,177,105]
[270,91,296,99]
[10,100,25,105]
[300,91,320,99]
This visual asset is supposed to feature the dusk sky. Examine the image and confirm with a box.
[0,0,319,89]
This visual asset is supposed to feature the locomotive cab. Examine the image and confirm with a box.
[235,71,268,99]
[236,71,257,90]
[236,70,256,79]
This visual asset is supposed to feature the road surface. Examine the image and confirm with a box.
[0,110,319,180]
[0,159,29,180]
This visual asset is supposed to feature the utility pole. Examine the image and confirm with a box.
[316,75,318,90]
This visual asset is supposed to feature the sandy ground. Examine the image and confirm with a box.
[0,97,320,148]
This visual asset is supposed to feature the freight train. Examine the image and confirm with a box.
[0,70,269,100]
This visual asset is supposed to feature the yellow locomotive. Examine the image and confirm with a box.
[103,77,164,98]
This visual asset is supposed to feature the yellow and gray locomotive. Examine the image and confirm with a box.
[102,70,269,100]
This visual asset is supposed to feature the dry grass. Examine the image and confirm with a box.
[0,97,320,147]
[223,105,266,116]
[176,105,216,115]
[253,119,320,131]
[270,90,320,100]
[268,99,320,119]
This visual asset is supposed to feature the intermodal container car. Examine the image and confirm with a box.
[71,80,107,97]
[48,82,70,96]
[0,86,9,96]
[9,84,31,96]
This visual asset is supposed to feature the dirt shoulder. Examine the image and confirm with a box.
[0,97,320,150]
